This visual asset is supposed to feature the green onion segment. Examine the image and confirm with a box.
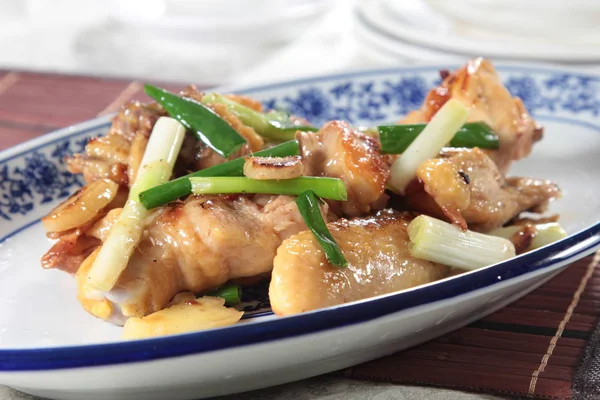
[388,99,471,194]
[296,190,347,267]
[378,122,499,154]
[206,284,242,306]
[201,93,317,141]
[144,84,246,158]
[407,215,516,271]
[139,140,299,209]
[189,177,347,201]
[87,117,186,291]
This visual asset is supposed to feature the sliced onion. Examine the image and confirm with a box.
[42,179,119,233]
[243,156,304,180]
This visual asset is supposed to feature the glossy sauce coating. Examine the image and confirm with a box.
[406,148,560,232]
[298,120,390,217]
[400,58,542,173]
[78,194,316,322]
[269,210,449,316]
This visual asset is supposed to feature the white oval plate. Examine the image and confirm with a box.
[1,65,599,400]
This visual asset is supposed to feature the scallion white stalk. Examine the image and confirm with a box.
[407,215,516,271]
[489,222,567,251]
[87,117,186,292]
[388,99,470,194]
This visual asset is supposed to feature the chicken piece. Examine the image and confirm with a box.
[404,148,561,232]
[67,101,165,186]
[77,195,322,324]
[298,121,390,217]
[66,85,262,187]
[42,229,101,274]
[66,153,129,186]
[270,210,449,316]
[401,58,542,172]
[57,85,262,261]
[108,101,165,142]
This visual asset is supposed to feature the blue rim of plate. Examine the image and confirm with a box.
[1,65,599,371]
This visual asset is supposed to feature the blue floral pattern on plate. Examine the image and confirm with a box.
[1,138,87,221]
[2,67,600,222]
[263,76,431,126]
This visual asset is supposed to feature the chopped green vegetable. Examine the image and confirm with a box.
[296,190,347,267]
[201,93,317,141]
[139,140,299,209]
[378,122,499,154]
[447,122,499,149]
[388,99,471,194]
[144,84,246,158]
[407,215,516,271]
[88,117,186,291]
[206,284,242,305]
[189,177,347,201]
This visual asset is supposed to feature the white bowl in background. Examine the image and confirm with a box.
[109,0,335,45]
[423,0,600,42]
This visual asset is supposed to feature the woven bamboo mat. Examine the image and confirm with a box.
[341,252,600,400]
[1,70,598,400]
[0,70,185,150]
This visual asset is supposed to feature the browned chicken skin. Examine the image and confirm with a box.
[298,120,390,217]
[269,210,449,316]
[67,101,165,186]
[42,229,100,274]
[404,148,561,232]
[66,86,263,187]
[77,195,323,323]
[41,59,564,328]
[401,58,542,172]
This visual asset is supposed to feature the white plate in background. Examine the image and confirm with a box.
[358,0,600,62]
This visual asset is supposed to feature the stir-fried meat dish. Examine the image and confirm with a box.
[67,101,164,186]
[270,210,449,316]
[404,147,559,232]
[298,120,390,217]
[40,58,565,338]
[77,194,319,324]
[401,58,542,173]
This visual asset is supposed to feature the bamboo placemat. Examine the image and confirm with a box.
[1,70,598,400]
[0,70,184,150]
[342,252,600,400]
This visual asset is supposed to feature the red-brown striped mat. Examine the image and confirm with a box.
[0,70,187,150]
[1,70,598,400]
[341,252,600,400]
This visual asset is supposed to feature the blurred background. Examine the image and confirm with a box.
[1,0,600,86]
